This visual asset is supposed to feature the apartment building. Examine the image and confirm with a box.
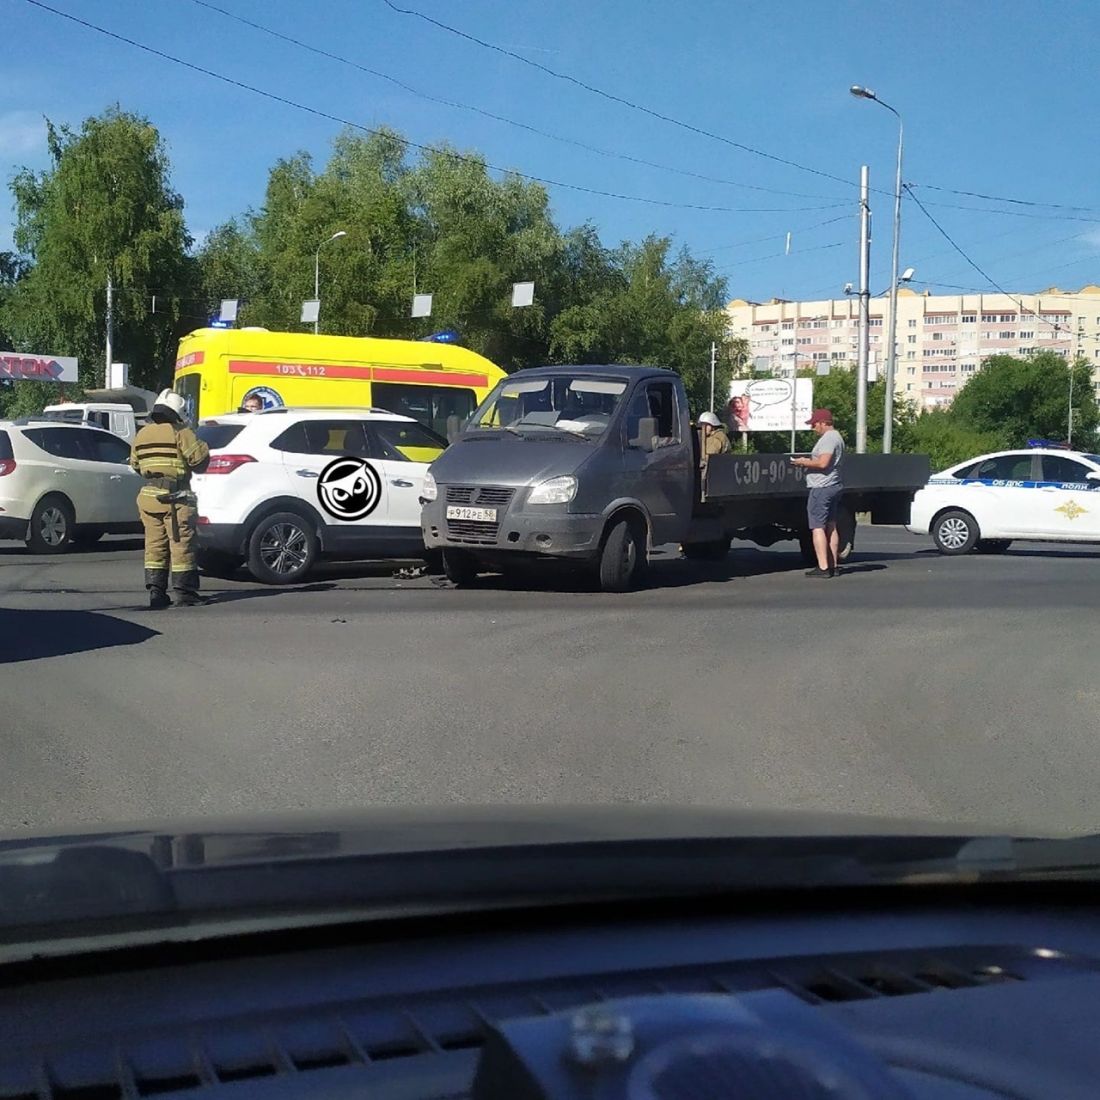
[726,285,1100,410]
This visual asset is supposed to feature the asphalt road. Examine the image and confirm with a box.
[2,527,1099,838]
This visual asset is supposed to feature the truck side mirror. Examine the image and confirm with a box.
[630,416,657,453]
[445,414,460,444]
[1087,471,1100,483]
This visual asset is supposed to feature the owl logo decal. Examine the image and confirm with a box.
[317,457,382,521]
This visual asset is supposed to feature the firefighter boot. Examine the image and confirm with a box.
[173,570,211,606]
[145,568,170,610]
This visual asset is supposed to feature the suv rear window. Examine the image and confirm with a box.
[0,430,11,461]
[197,424,246,450]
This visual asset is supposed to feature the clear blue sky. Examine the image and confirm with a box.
[3,0,1099,304]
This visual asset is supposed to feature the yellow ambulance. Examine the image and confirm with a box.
[173,328,505,437]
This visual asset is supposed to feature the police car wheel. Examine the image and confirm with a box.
[26,495,74,554]
[932,509,979,555]
[247,512,318,584]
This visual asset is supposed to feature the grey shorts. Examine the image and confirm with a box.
[807,484,843,530]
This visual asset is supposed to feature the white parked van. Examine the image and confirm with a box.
[41,403,140,442]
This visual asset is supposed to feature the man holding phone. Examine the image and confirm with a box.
[790,408,845,578]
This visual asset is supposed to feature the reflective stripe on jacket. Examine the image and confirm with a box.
[130,422,209,486]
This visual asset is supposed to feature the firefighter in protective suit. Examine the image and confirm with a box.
[130,390,210,609]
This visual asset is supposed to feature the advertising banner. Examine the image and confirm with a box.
[728,377,813,433]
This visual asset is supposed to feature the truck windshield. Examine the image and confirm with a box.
[40,409,83,422]
[469,375,627,438]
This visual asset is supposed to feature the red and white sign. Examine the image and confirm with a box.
[0,353,79,383]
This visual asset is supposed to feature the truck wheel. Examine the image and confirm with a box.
[442,548,478,586]
[598,517,646,592]
[837,504,856,561]
[26,495,75,554]
[976,539,1012,554]
[247,511,318,584]
[932,509,979,555]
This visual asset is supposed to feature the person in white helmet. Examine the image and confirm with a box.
[697,410,731,457]
[129,389,210,609]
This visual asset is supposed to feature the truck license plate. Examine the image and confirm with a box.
[446,506,497,522]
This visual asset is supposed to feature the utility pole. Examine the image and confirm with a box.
[709,341,717,411]
[883,120,903,453]
[789,356,798,452]
[105,272,114,389]
[1069,317,1080,445]
[855,165,871,454]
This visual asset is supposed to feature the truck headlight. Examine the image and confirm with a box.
[421,470,438,502]
[528,475,577,505]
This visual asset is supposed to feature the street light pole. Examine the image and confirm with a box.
[855,164,871,454]
[851,85,903,452]
[313,230,347,335]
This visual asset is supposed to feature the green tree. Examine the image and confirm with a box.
[3,107,193,393]
[909,408,1002,472]
[948,351,1098,447]
[550,236,733,411]
[199,128,732,405]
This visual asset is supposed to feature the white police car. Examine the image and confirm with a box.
[908,446,1100,554]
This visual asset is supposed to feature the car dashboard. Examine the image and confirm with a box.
[2,886,1099,1099]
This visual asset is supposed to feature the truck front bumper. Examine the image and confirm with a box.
[422,501,602,560]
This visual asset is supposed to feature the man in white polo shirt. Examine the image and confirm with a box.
[791,408,845,579]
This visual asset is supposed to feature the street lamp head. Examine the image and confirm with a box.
[850,84,876,100]
[901,267,915,282]
[329,230,347,242]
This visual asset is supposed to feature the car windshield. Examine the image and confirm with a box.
[8,0,1100,960]
[469,376,628,438]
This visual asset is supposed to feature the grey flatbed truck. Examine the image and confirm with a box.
[421,365,929,590]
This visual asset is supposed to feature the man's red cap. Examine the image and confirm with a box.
[806,408,834,426]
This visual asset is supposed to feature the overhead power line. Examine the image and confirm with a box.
[381,1,1100,218]
[381,0,858,191]
[904,185,1085,336]
[190,0,837,202]
[23,0,849,217]
[914,183,1100,216]
[696,213,854,258]
[916,198,1100,225]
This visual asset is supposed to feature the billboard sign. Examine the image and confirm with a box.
[728,377,813,433]
[0,353,79,384]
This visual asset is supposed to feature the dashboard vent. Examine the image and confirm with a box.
[1,944,1091,1100]
[771,946,1037,1005]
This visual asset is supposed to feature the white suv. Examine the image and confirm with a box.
[192,407,446,584]
[0,419,142,553]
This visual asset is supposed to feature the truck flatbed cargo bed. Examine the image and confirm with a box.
[702,452,930,501]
